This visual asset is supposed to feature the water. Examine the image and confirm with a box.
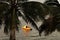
[0,17,60,40]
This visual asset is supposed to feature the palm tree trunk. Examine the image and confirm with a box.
[10,0,17,40]
[10,27,16,40]
[10,7,16,40]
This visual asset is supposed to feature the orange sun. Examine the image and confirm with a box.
[22,25,32,36]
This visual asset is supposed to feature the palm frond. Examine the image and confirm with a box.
[54,7,60,32]
[39,6,60,36]
[24,14,39,31]
[39,16,56,36]
[4,8,11,34]
[18,1,46,21]
[18,1,52,33]
[0,1,10,5]
[17,9,39,31]
[0,1,10,30]
[4,15,10,34]
[15,10,20,32]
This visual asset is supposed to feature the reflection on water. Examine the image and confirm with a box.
[29,35,39,37]
[0,18,60,40]
[0,29,60,40]
[1,38,9,40]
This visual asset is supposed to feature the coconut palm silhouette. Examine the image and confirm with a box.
[0,0,59,40]
[39,0,60,36]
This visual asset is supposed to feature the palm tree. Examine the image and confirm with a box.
[39,0,60,36]
[0,0,51,40]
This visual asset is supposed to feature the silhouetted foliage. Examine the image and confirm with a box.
[39,0,60,36]
[0,0,60,40]
[0,1,51,40]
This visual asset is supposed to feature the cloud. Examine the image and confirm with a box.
[29,0,46,3]
[28,0,60,4]
[58,0,60,4]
